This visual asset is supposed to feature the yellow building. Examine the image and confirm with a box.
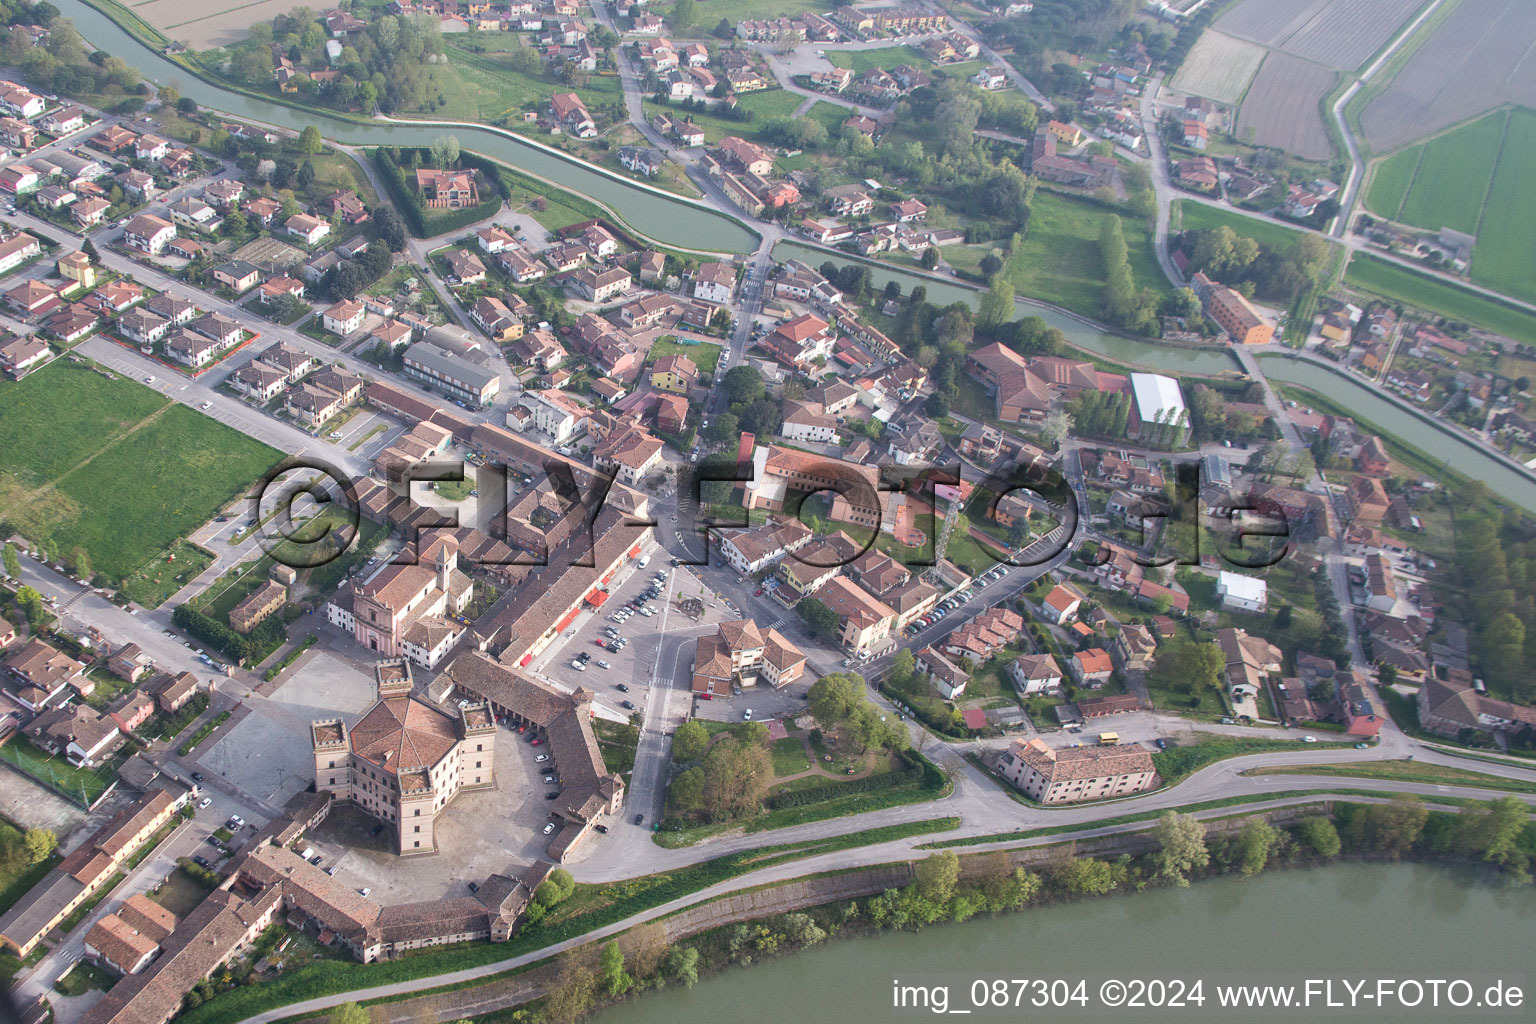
[57,250,97,290]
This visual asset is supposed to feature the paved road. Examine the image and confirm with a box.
[1328,0,1446,238]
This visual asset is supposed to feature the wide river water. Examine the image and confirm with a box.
[52,0,1536,512]
[596,862,1536,1023]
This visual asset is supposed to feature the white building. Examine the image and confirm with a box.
[1216,571,1267,612]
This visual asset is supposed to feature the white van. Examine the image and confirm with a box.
[637,555,650,568]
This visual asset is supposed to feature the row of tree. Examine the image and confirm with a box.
[1453,489,1536,703]
[1099,214,1159,335]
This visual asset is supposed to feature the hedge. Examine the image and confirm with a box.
[171,604,249,663]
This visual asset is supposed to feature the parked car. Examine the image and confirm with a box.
[616,683,630,692]
[620,700,636,710]
[197,797,212,809]
[634,813,644,825]
[535,754,550,762]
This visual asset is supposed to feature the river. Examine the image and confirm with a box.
[598,863,1536,1024]
[54,0,759,253]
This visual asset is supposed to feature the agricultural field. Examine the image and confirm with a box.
[1217,0,1423,70]
[1236,53,1338,161]
[1374,110,1506,233]
[1364,107,1536,304]
[1360,0,1536,150]
[1344,254,1536,346]
[135,0,295,50]
[1171,30,1267,104]
[0,362,280,582]
[1467,108,1536,303]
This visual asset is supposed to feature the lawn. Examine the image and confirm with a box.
[1152,733,1324,784]
[54,960,115,996]
[1005,191,1169,320]
[1247,758,1536,794]
[505,179,592,233]
[1175,199,1307,252]
[438,42,623,125]
[592,720,639,775]
[649,336,723,375]
[0,361,165,489]
[151,866,217,917]
[825,45,937,74]
[118,540,215,609]
[1395,110,1506,235]
[1344,253,1536,345]
[1468,107,1536,304]
[770,736,812,777]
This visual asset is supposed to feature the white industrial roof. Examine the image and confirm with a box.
[1128,372,1186,423]
[1217,571,1266,603]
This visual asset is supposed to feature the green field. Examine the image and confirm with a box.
[1467,108,1536,304]
[649,336,723,374]
[1344,253,1536,345]
[438,42,624,124]
[1176,199,1306,252]
[0,737,121,807]
[651,0,825,26]
[1005,191,1169,317]
[1394,111,1505,234]
[642,89,809,149]
[0,362,280,582]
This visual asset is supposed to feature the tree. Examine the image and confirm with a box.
[15,586,47,625]
[667,946,700,988]
[22,828,56,864]
[668,765,705,814]
[543,953,598,1024]
[925,392,950,418]
[699,735,771,820]
[671,0,696,28]
[298,124,323,154]
[1346,795,1426,859]
[375,205,407,251]
[808,672,863,727]
[177,96,198,116]
[671,720,709,762]
[2,543,18,579]
[1296,816,1341,858]
[704,412,739,445]
[328,1004,369,1024]
[1146,639,1224,701]
[1455,796,1529,877]
[67,547,91,579]
[1150,811,1209,887]
[721,365,765,405]
[798,597,841,641]
[978,275,1014,328]
[1234,818,1279,877]
[598,939,631,997]
[920,246,939,270]
[915,851,960,904]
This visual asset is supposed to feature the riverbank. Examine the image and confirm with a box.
[224,793,1534,1024]
[388,795,1533,1024]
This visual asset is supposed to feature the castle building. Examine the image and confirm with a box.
[311,661,496,856]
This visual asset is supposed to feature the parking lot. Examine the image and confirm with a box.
[533,553,715,712]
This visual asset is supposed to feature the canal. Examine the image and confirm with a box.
[597,862,1536,1024]
[55,0,760,253]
